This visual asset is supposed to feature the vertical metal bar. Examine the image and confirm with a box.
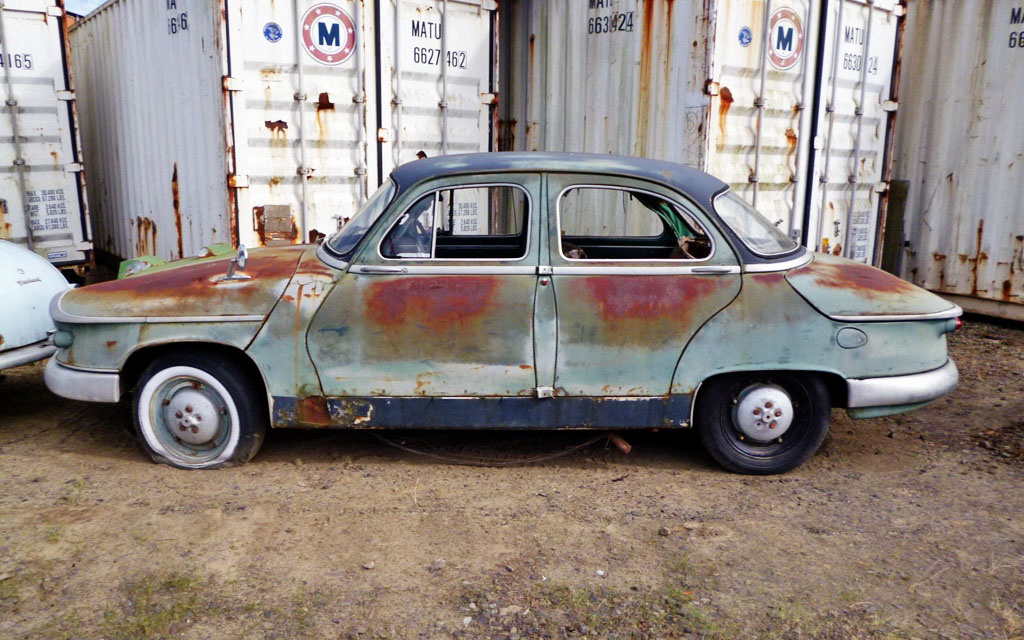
[751,0,773,208]
[844,0,874,260]
[819,0,845,252]
[354,0,367,201]
[393,0,403,167]
[439,0,449,155]
[788,0,815,238]
[0,2,34,250]
[292,0,310,237]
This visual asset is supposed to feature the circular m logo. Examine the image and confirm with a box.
[301,3,356,66]
[767,7,804,70]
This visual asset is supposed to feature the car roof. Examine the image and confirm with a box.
[389,152,729,203]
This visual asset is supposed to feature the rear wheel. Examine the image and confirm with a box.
[133,351,267,469]
[696,372,830,474]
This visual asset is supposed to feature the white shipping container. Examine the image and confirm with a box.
[70,0,496,262]
[499,0,902,264]
[0,0,91,267]
[892,0,1024,320]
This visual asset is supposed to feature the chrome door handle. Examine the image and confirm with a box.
[691,266,734,274]
[354,265,408,274]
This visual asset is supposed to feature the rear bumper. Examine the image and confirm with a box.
[0,339,57,371]
[847,358,958,410]
[44,357,122,403]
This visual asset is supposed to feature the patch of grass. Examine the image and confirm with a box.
[101,571,209,639]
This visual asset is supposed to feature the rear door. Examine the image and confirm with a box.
[546,175,741,397]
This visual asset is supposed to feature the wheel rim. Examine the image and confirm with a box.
[726,378,808,458]
[138,366,240,468]
[733,383,794,443]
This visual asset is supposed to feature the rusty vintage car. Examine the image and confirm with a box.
[44,153,961,473]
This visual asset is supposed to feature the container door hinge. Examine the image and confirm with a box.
[893,4,906,17]
[228,174,249,188]
[222,76,244,92]
[882,100,898,112]
[480,92,496,105]
[704,80,720,96]
[47,6,63,17]
[874,181,889,194]
[56,90,74,101]
[536,386,554,399]
[64,163,82,173]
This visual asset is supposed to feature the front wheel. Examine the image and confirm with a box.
[133,351,267,469]
[696,372,830,474]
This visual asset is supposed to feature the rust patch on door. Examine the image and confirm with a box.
[364,276,498,329]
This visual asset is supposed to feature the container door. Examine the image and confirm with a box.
[0,0,90,266]
[228,0,380,248]
[377,0,497,173]
[804,0,901,264]
[705,0,820,244]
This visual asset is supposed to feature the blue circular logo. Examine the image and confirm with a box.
[264,22,283,43]
[739,26,753,47]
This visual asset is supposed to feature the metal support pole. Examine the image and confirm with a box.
[439,0,449,155]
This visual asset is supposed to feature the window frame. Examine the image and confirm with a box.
[375,182,533,263]
[554,184,716,263]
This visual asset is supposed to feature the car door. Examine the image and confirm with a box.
[546,175,742,397]
[307,174,541,398]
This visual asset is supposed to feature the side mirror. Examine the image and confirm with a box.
[220,245,251,282]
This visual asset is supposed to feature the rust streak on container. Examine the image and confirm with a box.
[971,219,985,296]
[636,0,657,155]
[171,163,183,259]
[136,217,157,257]
[718,87,734,144]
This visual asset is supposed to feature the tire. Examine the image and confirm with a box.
[696,372,830,475]
[133,351,267,469]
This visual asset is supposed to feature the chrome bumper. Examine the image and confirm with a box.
[0,339,57,371]
[44,357,122,403]
[847,358,959,408]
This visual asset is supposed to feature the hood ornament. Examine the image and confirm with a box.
[219,245,251,282]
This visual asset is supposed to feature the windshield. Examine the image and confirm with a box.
[714,191,799,256]
[324,180,397,258]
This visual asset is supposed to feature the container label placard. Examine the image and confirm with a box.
[26,189,70,233]
[768,7,804,70]
[409,20,469,70]
[301,3,356,66]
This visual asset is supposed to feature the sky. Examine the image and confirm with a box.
[65,0,105,16]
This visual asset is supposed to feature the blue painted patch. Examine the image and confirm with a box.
[272,395,693,429]
[264,22,283,43]
[739,26,753,47]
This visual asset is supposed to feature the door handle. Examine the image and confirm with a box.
[691,266,734,274]
[354,265,408,274]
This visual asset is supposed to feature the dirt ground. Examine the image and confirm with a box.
[1,317,1022,639]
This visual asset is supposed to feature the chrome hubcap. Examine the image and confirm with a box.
[733,383,794,443]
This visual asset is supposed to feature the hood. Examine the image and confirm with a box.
[56,246,310,321]
[785,253,960,320]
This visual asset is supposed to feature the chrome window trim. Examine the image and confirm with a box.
[549,265,741,276]
[554,183,716,263]
[316,243,352,271]
[376,182,533,263]
[352,265,537,276]
[741,251,812,273]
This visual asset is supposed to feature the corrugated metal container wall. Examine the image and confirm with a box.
[0,0,91,267]
[891,0,1024,320]
[499,0,903,264]
[71,0,496,262]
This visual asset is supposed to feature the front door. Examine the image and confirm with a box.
[308,176,541,398]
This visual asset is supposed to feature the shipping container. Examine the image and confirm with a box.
[0,0,91,267]
[498,0,903,264]
[890,0,1024,321]
[70,0,496,262]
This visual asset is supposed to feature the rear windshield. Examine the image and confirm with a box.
[713,191,799,256]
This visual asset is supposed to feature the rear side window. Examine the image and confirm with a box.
[558,186,711,260]
[381,185,529,261]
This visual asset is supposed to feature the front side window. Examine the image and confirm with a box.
[714,191,798,256]
[381,185,529,260]
[558,186,711,260]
